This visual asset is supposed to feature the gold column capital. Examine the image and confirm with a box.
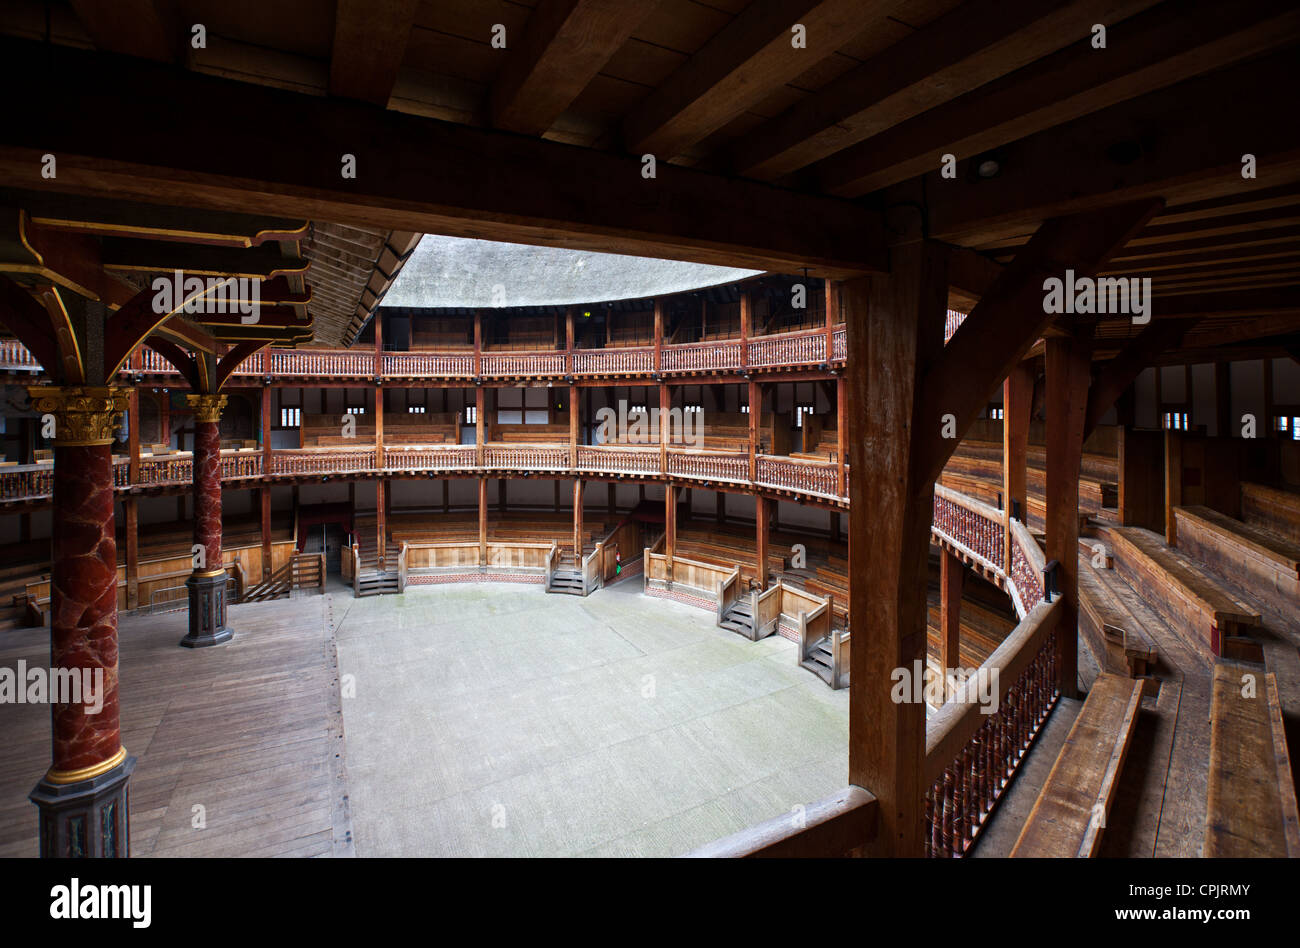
[27,385,130,446]
[185,393,228,423]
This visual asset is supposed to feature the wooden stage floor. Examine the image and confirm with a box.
[0,594,352,858]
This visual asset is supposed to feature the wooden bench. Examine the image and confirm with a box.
[1174,505,1300,614]
[1077,555,1158,682]
[1241,482,1300,546]
[1010,673,1145,857]
[1095,525,1261,661]
[1205,664,1300,857]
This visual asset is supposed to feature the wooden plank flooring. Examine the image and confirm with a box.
[0,593,352,858]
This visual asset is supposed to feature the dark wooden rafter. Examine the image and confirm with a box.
[40,287,87,384]
[0,37,884,278]
[914,199,1164,486]
[1084,318,1198,438]
[729,0,1161,181]
[920,47,1300,246]
[143,336,199,390]
[3,209,136,307]
[0,275,62,373]
[99,239,308,279]
[491,0,659,137]
[622,0,874,160]
[810,0,1300,197]
[329,0,419,106]
[216,340,270,390]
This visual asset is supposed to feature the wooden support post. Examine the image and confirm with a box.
[664,484,676,577]
[940,549,963,699]
[1045,328,1093,701]
[739,289,751,371]
[836,373,847,496]
[1215,362,1232,438]
[475,385,485,467]
[125,383,141,609]
[824,279,836,362]
[376,479,387,564]
[716,489,726,524]
[565,306,574,376]
[159,387,170,449]
[1002,362,1032,573]
[846,241,947,859]
[260,486,272,579]
[373,311,383,377]
[260,384,272,479]
[1264,357,1274,439]
[374,383,384,470]
[473,310,482,377]
[569,383,579,469]
[756,496,770,591]
[1164,428,1182,545]
[478,477,487,566]
[498,478,507,514]
[748,380,759,482]
[659,382,670,474]
[573,479,583,559]
[653,299,664,373]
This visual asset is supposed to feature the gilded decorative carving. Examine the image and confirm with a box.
[26,386,130,446]
[185,393,228,423]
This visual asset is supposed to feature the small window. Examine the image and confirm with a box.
[408,405,426,414]
[794,405,815,428]
[464,404,477,424]
[989,407,1004,420]
[345,406,366,415]
[1162,411,1188,431]
[684,404,702,414]
[280,407,301,428]
[740,404,750,415]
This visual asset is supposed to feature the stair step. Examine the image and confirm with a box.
[800,659,833,684]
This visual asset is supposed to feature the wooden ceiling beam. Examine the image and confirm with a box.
[915,199,1162,485]
[920,47,1300,246]
[69,0,182,64]
[0,37,884,278]
[491,0,659,137]
[1147,287,1300,319]
[1085,318,1198,437]
[329,0,419,106]
[729,0,1159,181]
[621,0,873,161]
[99,238,310,280]
[816,0,1300,200]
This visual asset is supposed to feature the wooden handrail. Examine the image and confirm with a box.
[685,786,877,858]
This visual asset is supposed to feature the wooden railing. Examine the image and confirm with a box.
[384,351,474,377]
[271,447,377,474]
[382,445,477,471]
[268,349,374,377]
[0,338,41,371]
[748,328,827,368]
[581,542,604,595]
[754,582,782,639]
[576,444,661,475]
[483,444,570,471]
[667,449,748,482]
[715,568,743,625]
[480,350,566,377]
[923,599,1061,858]
[573,346,654,376]
[662,339,742,372]
[686,785,877,857]
[755,455,839,497]
[932,484,1006,582]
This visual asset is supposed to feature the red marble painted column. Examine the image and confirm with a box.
[27,385,135,858]
[182,394,231,648]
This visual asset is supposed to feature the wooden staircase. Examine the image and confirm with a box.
[800,635,835,684]
[718,598,755,637]
[240,553,325,603]
[546,552,585,595]
[350,538,403,598]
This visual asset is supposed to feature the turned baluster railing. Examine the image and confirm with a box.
[383,351,475,377]
[660,340,742,372]
[747,327,828,368]
[572,347,654,375]
[667,449,749,482]
[754,455,839,497]
[479,351,567,377]
[483,444,569,470]
[0,338,41,370]
[944,310,968,345]
[576,445,661,475]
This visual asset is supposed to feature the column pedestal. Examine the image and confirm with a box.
[30,752,135,857]
[181,569,231,648]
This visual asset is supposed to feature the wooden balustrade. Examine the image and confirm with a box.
[661,340,742,372]
[480,351,566,377]
[220,451,263,479]
[747,328,826,368]
[576,445,661,475]
[667,450,749,482]
[832,327,846,362]
[0,337,41,370]
[572,347,653,375]
[383,351,475,377]
[0,464,53,499]
[932,484,1006,575]
[944,310,968,344]
[483,444,569,470]
[270,447,376,474]
[382,445,477,471]
[923,599,1062,858]
[138,454,192,484]
[755,455,839,497]
[268,349,374,377]
[1008,519,1046,618]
